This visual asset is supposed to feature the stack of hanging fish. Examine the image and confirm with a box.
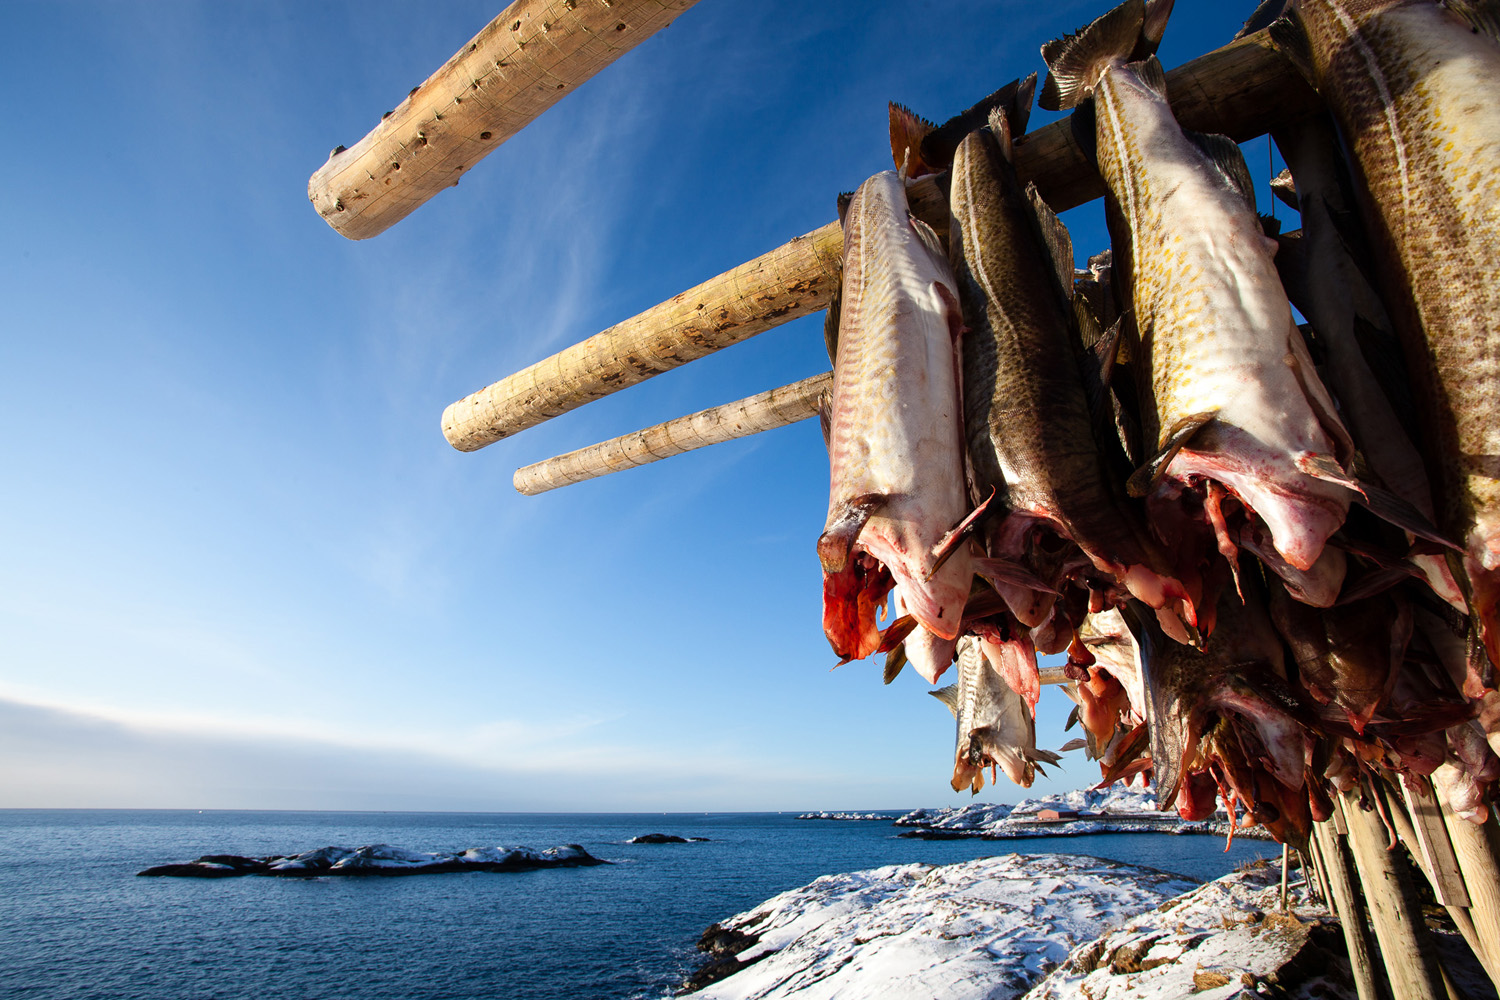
[817,0,1500,845]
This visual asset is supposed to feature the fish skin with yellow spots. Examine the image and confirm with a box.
[1040,0,1357,607]
[1279,0,1500,675]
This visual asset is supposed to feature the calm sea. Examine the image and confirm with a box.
[0,810,1273,1000]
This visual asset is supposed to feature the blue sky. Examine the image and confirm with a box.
[0,1,1283,811]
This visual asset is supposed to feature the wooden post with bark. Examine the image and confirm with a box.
[1338,788,1445,1000]
[309,0,699,240]
[1313,819,1383,1000]
[513,372,831,494]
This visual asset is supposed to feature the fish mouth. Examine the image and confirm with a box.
[820,552,894,662]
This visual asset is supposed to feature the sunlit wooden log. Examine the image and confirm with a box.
[513,372,831,494]
[1313,820,1382,1000]
[309,0,699,240]
[443,222,843,452]
[1339,789,1445,1000]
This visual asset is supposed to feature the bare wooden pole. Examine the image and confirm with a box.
[1314,819,1383,1000]
[309,0,699,240]
[443,222,842,452]
[513,372,831,494]
[1339,789,1445,1000]
[1442,807,1500,992]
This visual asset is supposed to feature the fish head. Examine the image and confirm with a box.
[820,551,893,662]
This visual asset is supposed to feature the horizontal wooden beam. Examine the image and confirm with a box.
[513,371,831,494]
[309,0,698,241]
[443,221,843,452]
[1015,28,1319,213]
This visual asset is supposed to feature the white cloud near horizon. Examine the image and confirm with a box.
[0,694,912,813]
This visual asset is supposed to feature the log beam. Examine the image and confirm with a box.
[443,222,843,452]
[513,372,831,494]
[309,0,698,240]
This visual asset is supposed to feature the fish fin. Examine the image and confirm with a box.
[1129,54,1169,100]
[1185,131,1255,210]
[930,684,960,717]
[889,103,939,179]
[924,74,1036,171]
[883,643,907,685]
[1027,182,1076,303]
[1139,0,1175,56]
[1238,0,1289,38]
[875,613,918,654]
[972,556,1061,596]
[1028,748,1064,765]
[928,489,995,580]
[1065,704,1082,731]
[909,216,946,260]
[1058,737,1090,752]
[1268,12,1315,85]
[1352,480,1462,552]
[823,278,841,366]
[1126,412,1218,497]
[1283,333,1355,464]
[1270,168,1298,210]
[1444,0,1500,43]
[817,388,833,449]
[1039,0,1146,111]
[1259,213,1281,239]
[836,191,854,226]
[1069,99,1099,165]
[818,493,891,572]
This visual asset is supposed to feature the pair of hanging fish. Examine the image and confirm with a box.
[817,0,1500,843]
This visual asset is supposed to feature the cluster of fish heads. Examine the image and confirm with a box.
[817,0,1500,846]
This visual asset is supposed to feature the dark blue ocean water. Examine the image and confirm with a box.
[0,810,1273,1000]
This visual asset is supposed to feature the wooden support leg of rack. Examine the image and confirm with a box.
[1315,818,1383,1000]
[1441,806,1500,993]
[1340,788,1445,1000]
[1382,780,1500,987]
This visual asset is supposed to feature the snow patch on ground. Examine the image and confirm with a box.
[687,854,1197,1000]
[1026,865,1349,999]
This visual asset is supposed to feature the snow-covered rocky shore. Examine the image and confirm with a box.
[682,855,1351,999]
[794,811,902,821]
[137,843,605,877]
[895,787,1273,841]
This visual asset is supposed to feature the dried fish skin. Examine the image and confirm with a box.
[819,171,970,660]
[1042,0,1356,588]
[1283,0,1500,667]
[932,636,1050,791]
[947,106,1194,630]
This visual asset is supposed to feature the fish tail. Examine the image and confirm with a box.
[888,103,939,179]
[1040,0,1160,111]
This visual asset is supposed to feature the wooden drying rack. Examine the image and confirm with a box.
[309,2,1500,997]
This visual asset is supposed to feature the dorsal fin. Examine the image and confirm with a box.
[930,684,960,716]
[1270,167,1298,210]
[1446,0,1500,42]
[1040,0,1147,111]
[1187,131,1255,210]
[1130,55,1168,100]
[823,278,842,366]
[883,644,907,685]
[1238,0,1288,39]
[922,74,1037,172]
[836,191,854,225]
[1027,182,1075,302]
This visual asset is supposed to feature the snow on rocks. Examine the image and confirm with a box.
[681,853,1197,999]
[893,788,1272,841]
[1025,863,1351,1000]
[795,811,901,821]
[137,843,607,877]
